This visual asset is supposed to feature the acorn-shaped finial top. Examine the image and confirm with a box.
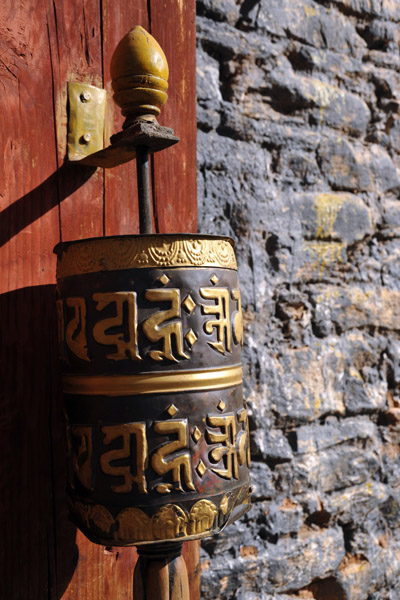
[110,26,169,124]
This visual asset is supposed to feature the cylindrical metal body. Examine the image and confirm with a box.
[55,234,250,546]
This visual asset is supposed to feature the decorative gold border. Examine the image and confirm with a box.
[69,488,251,545]
[62,364,243,396]
[55,235,237,278]
[71,498,220,544]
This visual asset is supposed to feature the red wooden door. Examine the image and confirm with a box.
[0,1,199,598]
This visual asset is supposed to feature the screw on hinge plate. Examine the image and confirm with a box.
[67,82,106,162]
[66,27,179,169]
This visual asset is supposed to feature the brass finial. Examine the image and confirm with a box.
[68,26,178,169]
[111,26,169,126]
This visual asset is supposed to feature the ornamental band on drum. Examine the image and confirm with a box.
[55,234,251,546]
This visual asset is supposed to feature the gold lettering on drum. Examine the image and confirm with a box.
[207,414,238,480]
[237,408,251,467]
[142,288,189,362]
[92,292,141,361]
[100,423,148,494]
[200,286,232,355]
[68,425,93,490]
[231,289,243,345]
[65,297,90,361]
[152,420,196,493]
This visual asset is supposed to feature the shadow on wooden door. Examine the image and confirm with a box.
[0,283,78,598]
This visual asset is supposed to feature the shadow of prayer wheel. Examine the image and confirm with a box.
[55,234,251,549]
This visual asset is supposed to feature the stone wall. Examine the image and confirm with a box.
[196,1,400,598]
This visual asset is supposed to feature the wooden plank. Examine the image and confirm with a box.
[0,1,61,597]
[102,0,149,236]
[0,0,200,597]
[150,0,198,234]
[47,0,105,241]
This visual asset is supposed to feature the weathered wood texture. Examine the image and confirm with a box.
[0,1,198,598]
[133,548,190,600]
[150,0,197,234]
[102,0,149,236]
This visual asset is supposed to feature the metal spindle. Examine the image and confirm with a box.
[136,145,153,234]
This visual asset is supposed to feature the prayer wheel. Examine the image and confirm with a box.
[55,234,251,547]
[57,25,251,598]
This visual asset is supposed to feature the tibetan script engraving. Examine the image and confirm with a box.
[65,297,89,361]
[69,425,93,490]
[200,287,232,355]
[142,288,189,362]
[152,420,196,493]
[100,423,148,494]
[237,408,251,467]
[93,292,141,361]
[231,289,243,345]
[207,414,239,480]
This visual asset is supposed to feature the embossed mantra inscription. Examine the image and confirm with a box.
[55,234,251,546]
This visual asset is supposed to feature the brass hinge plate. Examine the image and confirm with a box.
[67,82,106,162]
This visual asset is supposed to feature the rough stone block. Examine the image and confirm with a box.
[254,0,365,54]
[317,137,400,193]
[251,427,294,462]
[294,192,374,244]
[250,461,276,500]
[201,526,345,597]
[278,445,380,494]
[331,0,400,20]
[338,555,372,600]
[262,498,304,538]
[325,481,388,524]
[382,199,400,228]
[270,74,370,135]
[197,48,222,104]
[286,192,374,279]
[294,417,378,454]
[285,192,375,281]
[197,0,240,25]
[312,285,400,331]
[268,344,345,422]
[267,527,346,592]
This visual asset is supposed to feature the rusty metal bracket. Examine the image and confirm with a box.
[67,82,106,162]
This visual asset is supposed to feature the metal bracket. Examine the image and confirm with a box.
[67,81,179,169]
[67,82,106,162]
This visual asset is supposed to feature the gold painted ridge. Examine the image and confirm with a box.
[62,364,243,396]
[55,234,237,278]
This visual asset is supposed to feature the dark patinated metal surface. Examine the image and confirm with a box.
[55,234,250,546]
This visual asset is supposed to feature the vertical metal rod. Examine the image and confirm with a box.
[136,145,153,234]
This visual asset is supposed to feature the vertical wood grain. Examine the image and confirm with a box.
[102,0,149,236]
[150,0,198,234]
[0,1,61,598]
[183,539,201,600]
[47,0,105,241]
[0,1,199,598]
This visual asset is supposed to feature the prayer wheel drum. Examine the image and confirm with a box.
[55,234,250,546]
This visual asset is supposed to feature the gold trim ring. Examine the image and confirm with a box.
[55,234,237,278]
[62,364,243,396]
